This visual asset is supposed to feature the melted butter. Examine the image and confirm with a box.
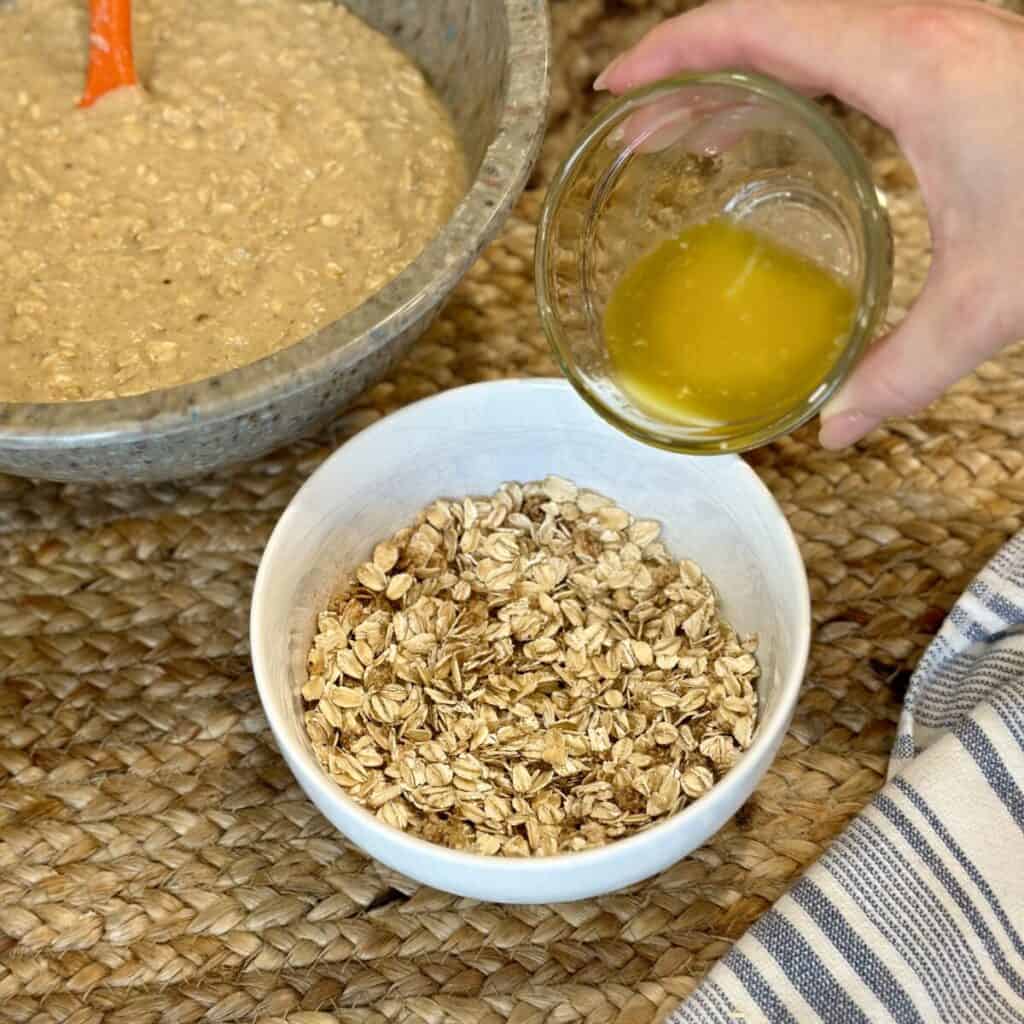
[604,217,856,426]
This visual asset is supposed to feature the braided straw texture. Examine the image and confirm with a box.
[3,2,1024,1021]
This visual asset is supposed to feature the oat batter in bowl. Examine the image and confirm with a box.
[0,0,466,402]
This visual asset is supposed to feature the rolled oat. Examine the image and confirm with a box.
[303,478,759,856]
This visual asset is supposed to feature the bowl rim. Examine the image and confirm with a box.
[0,0,551,449]
[250,377,811,880]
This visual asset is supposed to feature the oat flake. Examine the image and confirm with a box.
[303,479,759,856]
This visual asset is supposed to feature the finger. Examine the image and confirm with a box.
[594,0,905,128]
[818,268,1003,448]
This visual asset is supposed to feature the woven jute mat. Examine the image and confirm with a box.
[3,2,1024,1021]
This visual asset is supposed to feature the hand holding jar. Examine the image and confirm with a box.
[595,0,1024,449]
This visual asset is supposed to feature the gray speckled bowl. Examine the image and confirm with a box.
[0,0,550,483]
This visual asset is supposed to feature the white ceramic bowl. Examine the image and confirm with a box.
[251,378,810,903]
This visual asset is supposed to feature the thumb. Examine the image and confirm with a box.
[818,268,998,448]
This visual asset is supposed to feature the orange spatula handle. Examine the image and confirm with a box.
[79,0,138,108]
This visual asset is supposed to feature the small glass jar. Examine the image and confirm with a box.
[535,71,893,454]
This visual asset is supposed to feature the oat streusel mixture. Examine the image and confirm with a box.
[304,478,760,856]
[0,0,465,402]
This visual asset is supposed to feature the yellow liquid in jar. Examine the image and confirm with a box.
[604,217,857,426]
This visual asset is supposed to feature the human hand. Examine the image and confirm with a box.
[595,0,1024,449]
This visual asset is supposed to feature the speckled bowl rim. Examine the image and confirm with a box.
[0,0,550,450]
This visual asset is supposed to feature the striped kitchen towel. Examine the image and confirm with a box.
[672,532,1024,1024]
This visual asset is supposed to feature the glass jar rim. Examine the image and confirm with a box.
[535,69,893,455]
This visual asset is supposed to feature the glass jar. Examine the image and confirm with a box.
[535,71,893,454]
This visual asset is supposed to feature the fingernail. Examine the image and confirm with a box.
[604,125,625,150]
[594,55,624,91]
[819,385,856,422]
[818,410,873,450]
